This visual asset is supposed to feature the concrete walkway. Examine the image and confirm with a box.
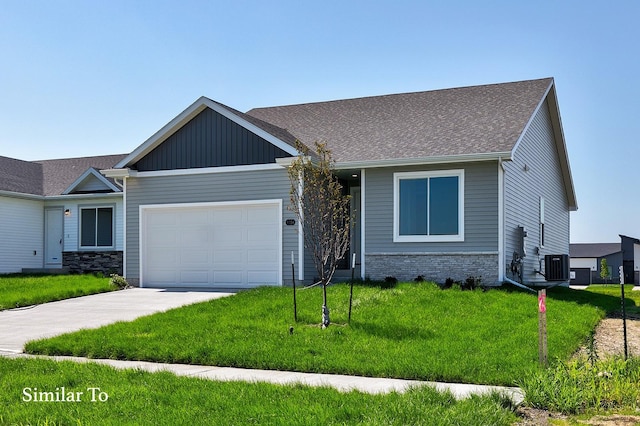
[0,288,524,404]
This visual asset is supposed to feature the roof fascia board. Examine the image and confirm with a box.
[0,190,44,201]
[101,168,136,178]
[510,81,553,157]
[62,168,121,195]
[115,98,209,168]
[115,97,298,169]
[132,163,283,178]
[45,193,123,201]
[510,79,577,211]
[203,100,299,157]
[546,84,578,211]
[333,152,511,170]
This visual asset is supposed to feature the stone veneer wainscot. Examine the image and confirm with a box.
[364,252,499,285]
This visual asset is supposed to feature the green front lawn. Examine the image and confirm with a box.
[25,282,616,386]
[0,357,518,426]
[0,274,116,311]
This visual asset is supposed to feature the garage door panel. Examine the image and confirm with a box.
[146,269,178,284]
[214,271,244,284]
[181,227,210,245]
[247,206,278,223]
[248,271,278,284]
[181,249,210,265]
[148,211,178,226]
[180,270,210,285]
[214,228,244,244]
[147,230,178,245]
[247,226,277,243]
[214,209,243,225]
[142,202,281,288]
[248,249,277,263]
[214,249,245,263]
[179,209,210,224]
[148,248,177,266]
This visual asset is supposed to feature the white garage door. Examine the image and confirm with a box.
[141,201,281,288]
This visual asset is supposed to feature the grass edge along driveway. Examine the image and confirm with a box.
[0,274,116,311]
[25,282,617,386]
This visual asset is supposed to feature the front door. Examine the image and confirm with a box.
[45,208,63,268]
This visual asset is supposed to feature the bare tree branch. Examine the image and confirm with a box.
[288,141,351,328]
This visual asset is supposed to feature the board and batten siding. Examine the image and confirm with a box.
[0,195,44,273]
[125,167,299,285]
[365,162,499,253]
[133,108,292,171]
[504,100,570,284]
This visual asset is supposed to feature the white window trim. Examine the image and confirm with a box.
[393,170,464,243]
[79,205,116,250]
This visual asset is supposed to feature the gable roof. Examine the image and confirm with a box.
[570,243,621,258]
[62,167,122,195]
[247,78,554,165]
[37,154,127,196]
[0,154,126,197]
[114,97,298,169]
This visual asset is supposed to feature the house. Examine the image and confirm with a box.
[0,154,126,274]
[570,235,640,285]
[101,77,577,289]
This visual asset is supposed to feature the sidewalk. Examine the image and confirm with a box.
[0,288,524,404]
[2,352,524,404]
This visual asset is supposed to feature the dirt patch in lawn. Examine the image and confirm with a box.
[517,312,640,425]
[574,312,640,359]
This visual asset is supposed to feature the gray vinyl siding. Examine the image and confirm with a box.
[134,108,291,171]
[125,168,299,285]
[365,162,499,254]
[504,100,570,284]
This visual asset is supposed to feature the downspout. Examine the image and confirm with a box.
[498,157,505,283]
[503,277,536,293]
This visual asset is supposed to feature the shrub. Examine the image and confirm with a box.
[462,276,482,290]
[381,276,398,289]
[109,274,130,290]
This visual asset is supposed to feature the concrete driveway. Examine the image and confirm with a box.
[0,288,233,354]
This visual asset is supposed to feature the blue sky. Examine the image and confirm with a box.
[1,0,638,243]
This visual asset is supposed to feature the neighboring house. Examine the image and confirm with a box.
[570,235,640,285]
[0,154,126,274]
[102,77,577,289]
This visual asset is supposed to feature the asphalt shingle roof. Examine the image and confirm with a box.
[0,155,43,195]
[570,243,621,258]
[246,78,553,164]
[36,154,127,196]
[0,154,126,197]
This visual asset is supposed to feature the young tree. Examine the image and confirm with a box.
[600,258,610,283]
[288,141,351,328]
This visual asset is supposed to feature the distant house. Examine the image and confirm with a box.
[0,154,125,274]
[101,77,577,289]
[570,235,640,284]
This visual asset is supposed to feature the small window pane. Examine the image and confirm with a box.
[399,178,427,235]
[81,209,96,247]
[96,208,113,246]
[429,176,458,235]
